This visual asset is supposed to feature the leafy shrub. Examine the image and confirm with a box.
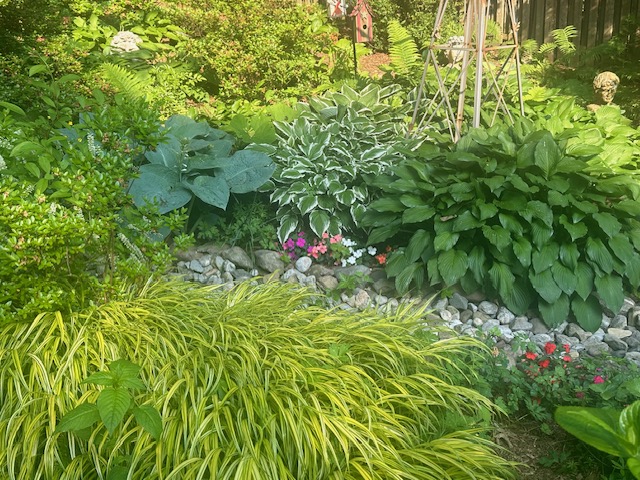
[362,121,640,331]
[0,280,516,479]
[251,83,414,242]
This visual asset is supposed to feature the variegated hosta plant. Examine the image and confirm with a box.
[363,120,640,332]
[250,83,418,242]
[0,280,516,479]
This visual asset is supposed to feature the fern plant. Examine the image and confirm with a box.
[381,20,422,84]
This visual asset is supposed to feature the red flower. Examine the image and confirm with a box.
[576,391,585,399]
[524,351,538,360]
[375,253,387,265]
[538,359,550,368]
[563,355,571,362]
[544,342,556,355]
[593,375,605,384]
[563,344,570,353]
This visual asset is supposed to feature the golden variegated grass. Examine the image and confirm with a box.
[0,280,516,479]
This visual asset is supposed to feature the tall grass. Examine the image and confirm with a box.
[0,280,515,479]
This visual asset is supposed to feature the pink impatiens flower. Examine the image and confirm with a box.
[593,375,605,384]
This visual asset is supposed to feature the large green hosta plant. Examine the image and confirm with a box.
[251,83,415,241]
[129,114,274,214]
[362,121,640,331]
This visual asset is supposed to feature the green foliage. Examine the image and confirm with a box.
[251,83,413,242]
[380,20,422,84]
[129,114,274,218]
[57,359,162,440]
[362,122,640,330]
[556,400,640,479]
[0,280,516,478]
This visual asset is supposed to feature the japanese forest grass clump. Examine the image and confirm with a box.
[0,280,516,479]
[363,119,640,331]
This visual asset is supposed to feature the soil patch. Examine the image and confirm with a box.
[359,52,391,78]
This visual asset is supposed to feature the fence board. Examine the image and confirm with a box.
[587,0,600,47]
[545,0,557,40]
[520,0,532,40]
[557,0,570,28]
[535,0,546,43]
[604,0,616,40]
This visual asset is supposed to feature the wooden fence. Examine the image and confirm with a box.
[495,0,640,48]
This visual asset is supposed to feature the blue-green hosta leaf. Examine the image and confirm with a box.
[559,243,580,270]
[277,214,298,243]
[216,150,275,193]
[555,406,632,457]
[586,237,615,274]
[594,273,624,313]
[539,294,570,328]
[559,215,588,241]
[474,202,499,220]
[185,175,230,210]
[406,230,431,263]
[145,138,181,168]
[533,132,561,179]
[551,261,577,296]
[438,249,468,286]
[592,212,622,238]
[468,245,487,283]
[129,164,192,214]
[532,243,559,274]
[488,261,515,300]
[434,231,460,252]
[299,195,318,215]
[452,211,482,232]
[529,269,562,303]
[309,210,331,238]
[481,225,511,251]
[575,262,595,300]
[571,295,603,332]
[133,405,162,440]
[513,237,532,267]
[56,403,101,433]
[395,262,425,293]
[97,388,133,434]
[402,205,435,224]
[608,234,635,263]
[626,255,640,289]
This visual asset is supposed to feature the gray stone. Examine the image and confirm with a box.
[624,351,640,367]
[222,246,253,270]
[610,314,628,329]
[221,271,234,283]
[481,319,501,333]
[497,307,515,325]
[439,309,453,322]
[604,334,629,352]
[282,269,303,284]
[302,275,317,289]
[530,318,549,335]
[254,250,285,273]
[250,268,259,277]
[511,317,533,331]
[372,278,396,295]
[556,334,580,347]
[551,321,568,335]
[460,326,479,337]
[222,260,236,273]
[586,342,611,356]
[232,269,252,281]
[449,292,469,310]
[629,306,640,328]
[295,256,313,273]
[566,323,589,342]
[199,254,212,268]
[208,274,222,285]
[479,301,499,316]
[460,310,473,323]
[445,306,461,323]
[531,333,553,347]
[318,275,339,290]
[334,265,371,278]
[374,295,388,306]
[620,297,635,315]
[432,298,448,311]
[189,259,205,273]
[354,290,371,309]
[624,331,640,350]
[386,298,399,311]
[214,255,225,270]
[592,328,606,342]
[497,325,515,343]
[601,314,612,329]
[607,327,632,339]
[308,264,333,277]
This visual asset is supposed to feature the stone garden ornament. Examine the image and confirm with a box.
[593,71,620,105]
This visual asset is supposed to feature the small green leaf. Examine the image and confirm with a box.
[533,132,561,179]
[499,213,524,236]
[405,230,431,263]
[133,405,162,440]
[609,234,635,263]
[551,261,577,296]
[83,372,115,387]
[529,269,562,303]
[452,211,481,232]
[475,202,498,220]
[626,255,640,289]
[594,273,624,313]
[503,278,534,315]
[592,212,622,238]
[467,246,487,283]
[586,238,614,274]
[539,294,570,328]
[488,261,515,300]
[525,200,553,227]
[437,250,468,286]
[571,295,602,332]
[56,403,101,433]
[481,225,511,251]
[513,237,532,267]
[386,251,409,278]
[530,220,554,248]
[106,466,129,480]
[97,388,132,434]
[559,243,579,270]
[574,262,595,300]
[402,205,435,223]
[532,243,559,274]
[434,231,460,252]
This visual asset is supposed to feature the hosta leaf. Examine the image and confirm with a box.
[97,388,132,434]
[548,190,569,207]
[402,205,435,224]
[133,405,162,440]
[395,262,425,293]
[529,269,562,303]
[508,174,531,192]
[594,273,624,313]
[56,403,101,433]
[551,261,577,296]
[513,237,532,267]
[503,278,534,315]
[468,245,487,283]
[559,243,579,270]
[608,234,635,263]
[371,198,406,212]
[586,237,614,274]
[187,175,230,210]
[499,213,523,235]
[534,131,561,179]
[539,294,570,328]
[309,210,331,237]
[336,190,356,206]
[452,211,482,232]
[475,202,499,220]
[495,192,527,211]
[559,215,588,241]
[530,220,554,248]
[385,251,408,278]
[525,200,553,227]
[592,212,622,238]
[277,215,298,243]
[575,262,595,300]
[434,231,460,252]
[488,261,515,300]
[615,199,640,215]
[437,249,468,286]
[532,243,559,274]
[406,230,431,263]
[298,195,318,215]
[367,220,402,244]
[571,295,603,332]
[626,255,640,289]
[400,194,427,207]
[427,256,442,285]
[571,198,599,214]
[481,225,511,251]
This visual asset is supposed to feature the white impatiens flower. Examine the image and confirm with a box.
[110,31,143,53]
[0,154,6,170]
[367,246,377,256]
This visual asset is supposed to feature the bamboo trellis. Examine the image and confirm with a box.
[409,0,525,142]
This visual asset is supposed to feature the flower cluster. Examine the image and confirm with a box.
[281,232,309,261]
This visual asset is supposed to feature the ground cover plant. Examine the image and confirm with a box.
[0,280,516,479]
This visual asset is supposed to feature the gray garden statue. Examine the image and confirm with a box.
[588,71,620,111]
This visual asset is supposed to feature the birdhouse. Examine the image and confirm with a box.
[350,0,373,43]
[327,0,347,18]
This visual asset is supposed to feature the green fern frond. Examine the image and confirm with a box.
[549,25,577,54]
[386,20,421,77]
[99,62,149,102]
[538,42,557,55]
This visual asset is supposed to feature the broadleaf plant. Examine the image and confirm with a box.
[129,114,274,215]
[363,121,640,331]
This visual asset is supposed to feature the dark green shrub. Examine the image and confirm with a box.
[362,121,640,331]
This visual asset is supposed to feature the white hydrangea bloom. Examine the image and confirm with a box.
[367,246,377,255]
